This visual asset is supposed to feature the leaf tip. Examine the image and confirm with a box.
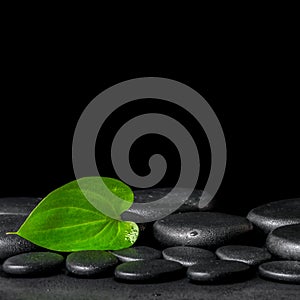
[6,232,18,235]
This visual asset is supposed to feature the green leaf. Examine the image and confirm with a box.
[8,177,139,251]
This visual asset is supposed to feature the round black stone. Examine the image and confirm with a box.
[114,259,184,281]
[259,261,300,283]
[162,246,216,267]
[266,224,300,260]
[216,245,272,266]
[2,252,64,276]
[153,212,253,248]
[247,198,300,234]
[66,250,118,276]
[0,197,41,216]
[0,215,39,261]
[187,260,251,283]
[111,246,161,262]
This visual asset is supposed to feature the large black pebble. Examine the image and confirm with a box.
[0,215,39,261]
[216,245,272,266]
[153,212,253,248]
[247,198,300,234]
[66,250,118,277]
[259,261,300,283]
[2,252,64,276]
[187,260,251,283]
[114,259,184,282]
[162,246,216,267]
[111,246,161,262]
[266,224,300,260]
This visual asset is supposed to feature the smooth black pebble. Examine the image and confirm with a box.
[153,212,253,248]
[121,188,213,223]
[3,252,64,276]
[0,197,41,216]
[162,246,216,267]
[216,245,272,266]
[66,250,118,276]
[0,215,39,261]
[247,198,300,234]
[114,259,184,282]
[266,224,300,260]
[259,261,300,283]
[111,246,161,262]
[187,260,251,283]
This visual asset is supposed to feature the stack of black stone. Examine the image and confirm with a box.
[1,191,300,284]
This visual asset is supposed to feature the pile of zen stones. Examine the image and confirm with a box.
[0,189,300,284]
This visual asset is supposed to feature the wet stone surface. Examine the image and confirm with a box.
[266,224,300,260]
[247,198,300,234]
[1,196,300,298]
[3,252,64,276]
[111,246,161,262]
[66,250,119,277]
[153,212,253,248]
[162,246,216,267]
[259,261,300,283]
[114,259,184,282]
[187,260,251,283]
[216,245,272,266]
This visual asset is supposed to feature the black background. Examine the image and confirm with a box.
[1,16,299,216]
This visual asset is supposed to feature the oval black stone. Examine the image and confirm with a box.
[2,252,64,276]
[0,197,41,216]
[247,198,300,234]
[114,259,184,281]
[259,261,300,283]
[0,215,39,261]
[216,245,272,266]
[66,250,118,276]
[266,224,300,260]
[187,260,251,283]
[153,212,253,248]
[111,246,161,262]
[162,246,216,267]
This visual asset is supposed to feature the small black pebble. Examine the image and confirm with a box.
[216,245,272,266]
[3,252,64,276]
[259,261,300,283]
[114,259,184,282]
[66,250,118,277]
[187,260,251,283]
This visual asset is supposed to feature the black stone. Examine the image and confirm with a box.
[0,197,41,216]
[2,252,64,276]
[216,245,272,266]
[111,246,161,262]
[153,212,253,248]
[187,260,251,283]
[66,250,118,277]
[121,188,213,222]
[259,261,300,283]
[162,246,216,267]
[247,198,300,234]
[266,224,300,260]
[0,215,39,261]
[114,259,184,282]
